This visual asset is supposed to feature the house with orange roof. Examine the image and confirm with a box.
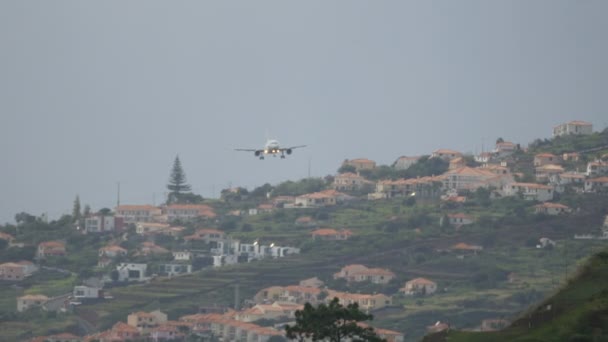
[534,153,560,167]
[494,141,517,157]
[99,245,127,258]
[443,166,512,192]
[333,172,373,191]
[311,228,353,241]
[534,202,572,215]
[552,172,585,186]
[400,278,437,295]
[326,290,392,311]
[17,294,49,312]
[115,204,162,223]
[135,222,170,235]
[333,264,395,284]
[137,242,170,256]
[295,189,352,208]
[149,324,184,341]
[394,155,422,170]
[37,241,66,258]
[87,322,140,341]
[284,285,323,304]
[0,260,38,280]
[553,120,593,137]
[342,158,376,171]
[0,231,15,243]
[358,323,405,342]
[502,182,554,201]
[450,243,483,254]
[299,277,324,288]
[562,152,580,162]
[253,286,287,304]
[371,176,444,200]
[448,157,466,170]
[431,149,462,161]
[535,164,564,182]
[295,216,316,227]
[165,204,216,222]
[127,310,168,333]
[444,213,474,226]
[184,228,225,244]
[584,176,608,192]
[586,160,608,177]
[235,302,303,322]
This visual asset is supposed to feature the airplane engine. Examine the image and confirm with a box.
[254,151,261,157]
[286,149,292,155]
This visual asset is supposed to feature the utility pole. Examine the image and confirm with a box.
[116,182,121,208]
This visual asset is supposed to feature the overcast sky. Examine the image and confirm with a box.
[1,1,607,223]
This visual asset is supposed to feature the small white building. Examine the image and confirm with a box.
[534,202,572,215]
[73,285,102,299]
[116,263,148,282]
[161,263,192,277]
[502,182,554,202]
[400,278,437,295]
[173,251,193,261]
[84,215,123,233]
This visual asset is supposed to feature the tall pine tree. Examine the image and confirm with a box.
[72,195,81,224]
[167,155,192,204]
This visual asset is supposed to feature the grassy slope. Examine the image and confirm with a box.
[424,250,608,342]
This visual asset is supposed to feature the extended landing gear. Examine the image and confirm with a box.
[259,156,265,160]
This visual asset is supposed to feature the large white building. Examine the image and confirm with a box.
[84,215,123,233]
[553,120,593,137]
[502,182,554,202]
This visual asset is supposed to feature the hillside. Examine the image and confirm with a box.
[423,248,608,341]
[1,127,608,341]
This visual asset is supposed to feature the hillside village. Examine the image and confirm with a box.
[1,120,608,341]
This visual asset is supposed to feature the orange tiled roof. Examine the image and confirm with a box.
[433,149,462,155]
[406,277,436,285]
[447,213,473,219]
[311,228,352,236]
[451,242,482,250]
[0,232,15,240]
[588,177,608,183]
[535,153,557,158]
[19,294,49,301]
[535,202,570,209]
[39,241,65,248]
[116,204,159,211]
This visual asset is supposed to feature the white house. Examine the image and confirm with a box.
[173,251,193,261]
[534,202,572,215]
[586,161,608,177]
[73,285,102,300]
[400,278,437,295]
[84,215,123,233]
[553,120,593,137]
[502,182,554,202]
[116,263,148,282]
[115,205,162,224]
[431,149,462,161]
[584,177,608,192]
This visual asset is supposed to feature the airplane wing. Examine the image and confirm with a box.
[235,148,260,152]
[282,145,307,150]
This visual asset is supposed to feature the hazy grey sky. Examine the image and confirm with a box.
[1,1,607,223]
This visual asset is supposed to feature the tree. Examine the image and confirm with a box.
[72,195,81,223]
[338,164,357,174]
[285,298,386,342]
[167,155,192,204]
[83,204,91,218]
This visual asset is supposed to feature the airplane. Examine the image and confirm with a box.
[235,139,306,159]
